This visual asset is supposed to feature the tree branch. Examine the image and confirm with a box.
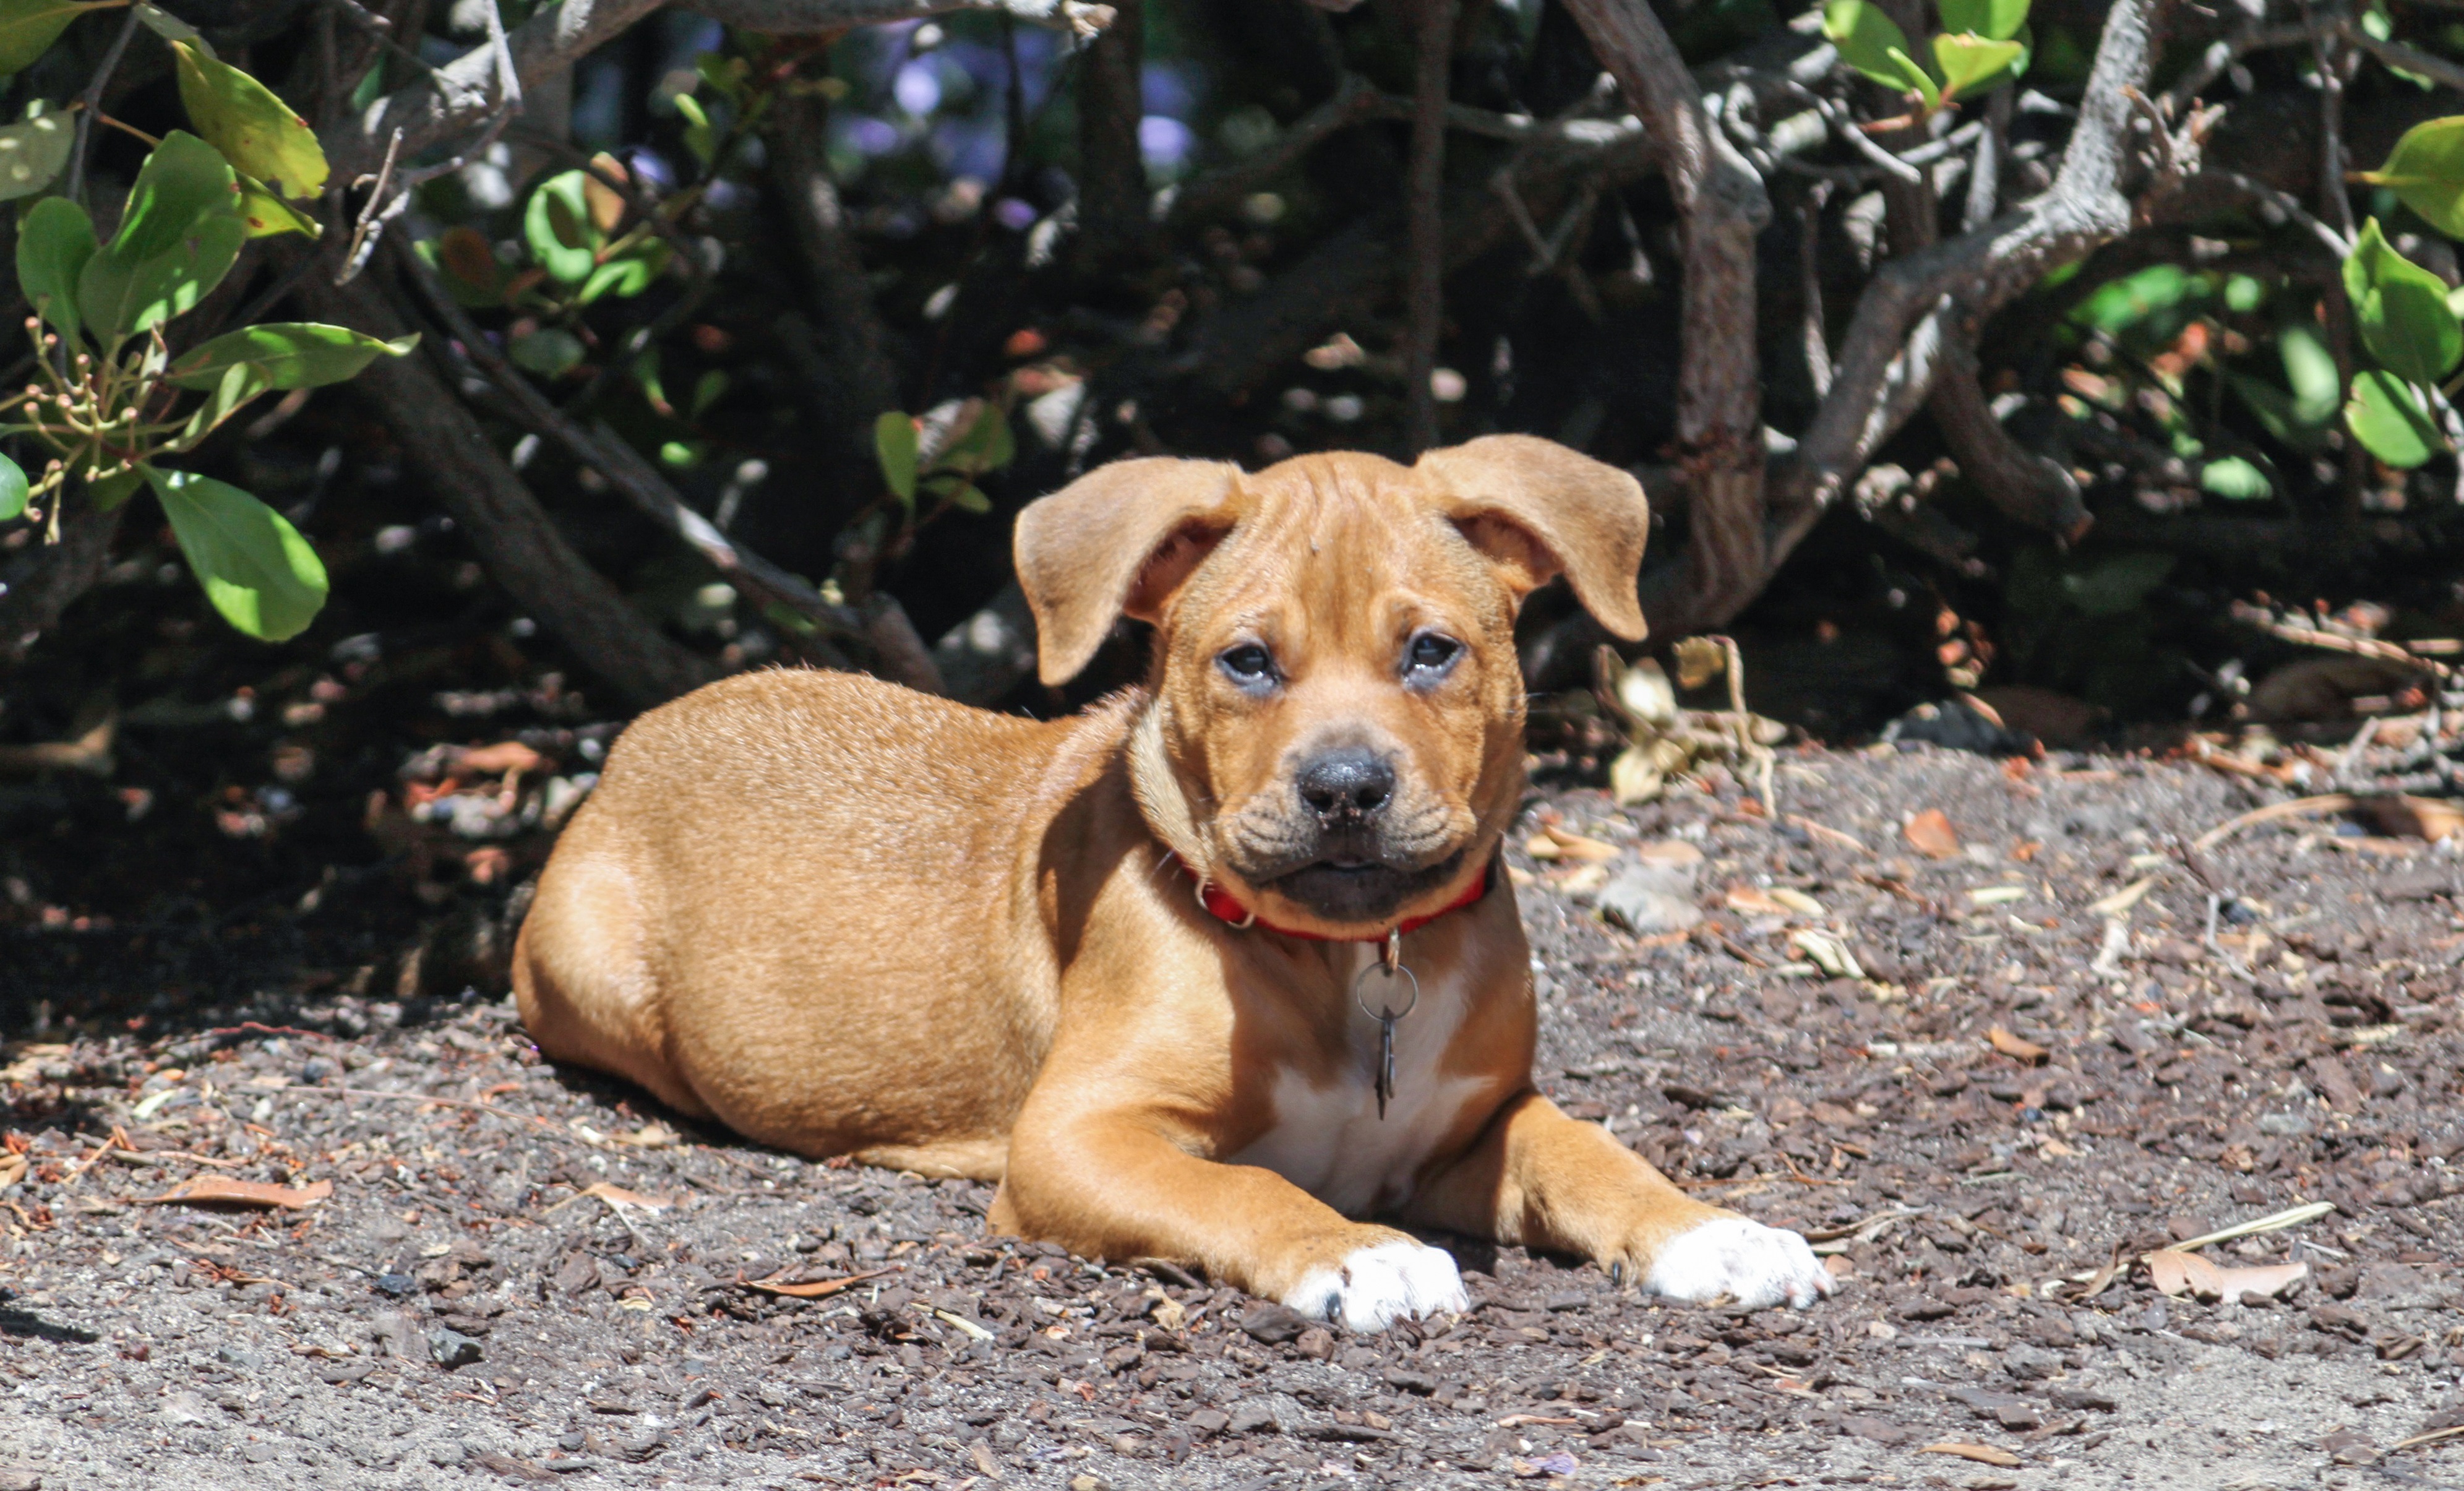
[1562,0,1772,630]
[289,256,715,710]
[1774,0,2166,552]
[322,0,1113,183]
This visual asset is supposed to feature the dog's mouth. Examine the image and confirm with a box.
[1265,849,1466,926]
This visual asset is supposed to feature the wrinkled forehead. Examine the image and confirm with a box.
[1171,454,1493,642]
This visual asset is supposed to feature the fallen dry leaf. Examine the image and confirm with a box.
[1904,809,1960,858]
[2363,795,2464,843]
[610,1122,679,1149]
[1726,885,1791,917]
[578,1182,671,1211]
[1526,824,1621,862]
[1767,887,1827,916]
[142,1177,332,1210]
[745,1265,900,1299]
[1635,838,1706,867]
[1987,1026,2048,1063]
[457,741,545,776]
[2144,1248,2307,1304]
[1919,1443,2022,1468]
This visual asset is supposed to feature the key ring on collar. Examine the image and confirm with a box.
[1354,946,1419,1023]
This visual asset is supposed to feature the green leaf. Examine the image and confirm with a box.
[167,322,415,391]
[578,251,657,304]
[2345,369,2442,468]
[77,208,243,340]
[85,466,142,510]
[0,0,121,76]
[0,106,72,202]
[171,41,328,199]
[236,175,321,238]
[658,440,701,468]
[16,192,97,345]
[1886,45,1941,107]
[689,369,728,419]
[131,0,210,55]
[76,132,244,340]
[936,402,1015,475]
[144,465,328,640]
[2355,115,2464,239]
[506,327,585,377]
[1933,33,2024,101]
[0,449,25,521]
[1823,0,1933,95]
[1938,0,2027,41]
[874,410,918,502]
[2279,320,2341,421]
[170,361,271,449]
[671,92,716,167]
[101,130,238,263]
[2061,551,2174,616]
[523,170,598,285]
[946,481,990,515]
[2227,373,2327,453]
[2199,455,2273,500]
[2342,217,2462,385]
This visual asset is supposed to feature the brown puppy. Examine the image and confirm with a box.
[513,436,1831,1329]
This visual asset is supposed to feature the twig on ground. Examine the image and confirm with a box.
[2192,793,2360,853]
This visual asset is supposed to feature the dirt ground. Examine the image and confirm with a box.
[3,743,2462,1491]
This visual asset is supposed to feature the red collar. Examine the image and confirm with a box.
[1178,853,1496,942]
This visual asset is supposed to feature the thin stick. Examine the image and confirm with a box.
[2161,1201,2337,1255]
[2192,793,2358,853]
[63,6,142,207]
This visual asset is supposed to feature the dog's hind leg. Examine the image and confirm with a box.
[512,819,713,1122]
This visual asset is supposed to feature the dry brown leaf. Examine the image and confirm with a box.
[2363,795,2464,843]
[142,1177,333,1209]
[1726,885,1791,917]
[2144,1248,2307,1304]
[1767,887,1827,916]
[1527,825,1621,862]
[578,1182,671,1211]
[1904,809,1960,858]
[745,1265,900,1299]
[1635,838,1706,867]
[457,741,546,776]
[1987,1026,2049,1063]
[1918,1443,2022,1467]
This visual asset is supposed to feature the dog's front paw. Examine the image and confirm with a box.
[1645,1216,1832,1310]
[1285,1238,1469,1333]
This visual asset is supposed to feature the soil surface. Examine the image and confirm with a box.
[4,745,2463,1491]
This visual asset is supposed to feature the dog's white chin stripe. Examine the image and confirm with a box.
[1645,1216,1834,1310]
[1284,1239,1470,1333]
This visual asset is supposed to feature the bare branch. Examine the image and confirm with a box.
[290,253,715,709]
[1775,0,2166,548]
[322,0,1112,184]
[1563,0,1772,629]
[1402,0,1456,455]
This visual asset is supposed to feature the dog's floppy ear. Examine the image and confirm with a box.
[1014,457,1244,685]
[1415,435,1651,642]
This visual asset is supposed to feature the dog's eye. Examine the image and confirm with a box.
[1218,644,1276,685]
[1406,634,1462,676]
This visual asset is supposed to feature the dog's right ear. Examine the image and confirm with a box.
[1014,457,1244,685]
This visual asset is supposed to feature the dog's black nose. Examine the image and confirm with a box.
[1296,749,1396,820]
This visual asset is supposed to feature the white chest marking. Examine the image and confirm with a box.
[1229,945,1486,1217]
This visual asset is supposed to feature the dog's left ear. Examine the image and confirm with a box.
[1015,457,1244,685]
[1415,436,1651,641]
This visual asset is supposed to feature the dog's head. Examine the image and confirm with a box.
[1015,437,1648,935]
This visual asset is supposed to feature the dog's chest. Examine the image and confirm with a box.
[1229,950,1485,1217]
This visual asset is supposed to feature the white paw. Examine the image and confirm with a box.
[1284,1239,1469,1333]
[1645,1216,1833,1310]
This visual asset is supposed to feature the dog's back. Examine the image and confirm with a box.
[513,668,1117,1177]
